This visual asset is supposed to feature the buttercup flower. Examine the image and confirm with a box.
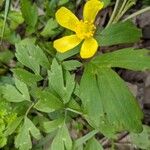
[53,0,104,58]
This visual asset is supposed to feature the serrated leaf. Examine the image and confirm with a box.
[41,18,58,37]
[62,60,82,71]
[20,0,38,28]
[95,21,141,46]
[3,78,30,102]
[15,117,41,150]
[51,124,72,150]
[130,125,150,149]
[34,90,64,113]
[84,138,103,150]
[80,64,143,137]
[43,117,64,133]
[15,42,50,74]
[48,59,75,103]
[92,48,150,71]
[13,68,42,86]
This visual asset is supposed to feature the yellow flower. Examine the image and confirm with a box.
[53,0,104,59]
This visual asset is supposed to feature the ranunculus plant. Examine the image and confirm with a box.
[0,0,150,149]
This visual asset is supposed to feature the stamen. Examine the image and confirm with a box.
[75,20,96,39]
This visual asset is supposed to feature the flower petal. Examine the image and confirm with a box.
[80,38,98,58]
[56,7,80,31]
[53,35,82,53]
[83,0,104,23]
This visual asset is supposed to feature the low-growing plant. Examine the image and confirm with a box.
[0,0,150,149]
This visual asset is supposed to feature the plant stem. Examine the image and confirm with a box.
[25,103,35,116]
[1,0,10,44]
[74,130,99,148]
[113,0,127,23]
[106,0,120,27]
[66,108,83,115]
[123,6,150,22]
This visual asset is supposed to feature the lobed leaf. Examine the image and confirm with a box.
[13,68,42,86]
[15,117,41,150]
[62,60,82,71]
[43,117,64,133]
[92,48,150,71]
[80,63,143,137]
[3,78,30,102]
[51,124,72,150]
[95,21,141,46]
[34,90,64,113]
[20,0,38,28]
[48,59,75,103]
[15,42,50,74]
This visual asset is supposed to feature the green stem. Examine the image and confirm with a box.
[113,0,128,23]
[66,108,83,115]
[113,1,135,23]
[123,6,150,22]
[1,0,10,43]
[74,130,99,148]
[25,103,35,116]
[106,0,120,27]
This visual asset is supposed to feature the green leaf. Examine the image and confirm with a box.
[95,21,141,46]
[51,124,72,150]
[15,42,50,74]
[3,78,30,102]
[62,60,82,71]
[0,50,14,63]
[15,117,41,150]
[4,116,23,136]
[8,11,24,30]
[13,68,42,86]
[58,0,69,6]
[80,64,143,137]
[20,0,38,28]
[48,59,75,103]
[43,117,64,133]
[56,45,80,61]
[34,90,64,113]
[130,125,150,149]
[92,48,150,71]
[41,18,58,37]
[84,138,103,150]
[103,0,111,7]
[0,136,7,148]
[74,130,99,148]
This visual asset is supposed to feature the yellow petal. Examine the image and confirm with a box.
[53,35,82,53]
[55,7,80,31]
[80,38,98,58]
[83,0,104,23]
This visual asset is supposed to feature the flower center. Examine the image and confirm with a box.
[75,20,96,39]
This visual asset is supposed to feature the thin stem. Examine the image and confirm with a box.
[1,0,10,44]
[106,0,120,27]
[74,130,99,148]
[25,103,35,116]
[113,0,128,23]
[66,108,83,115]
[113,1,136,23]
[123,6,150,22]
